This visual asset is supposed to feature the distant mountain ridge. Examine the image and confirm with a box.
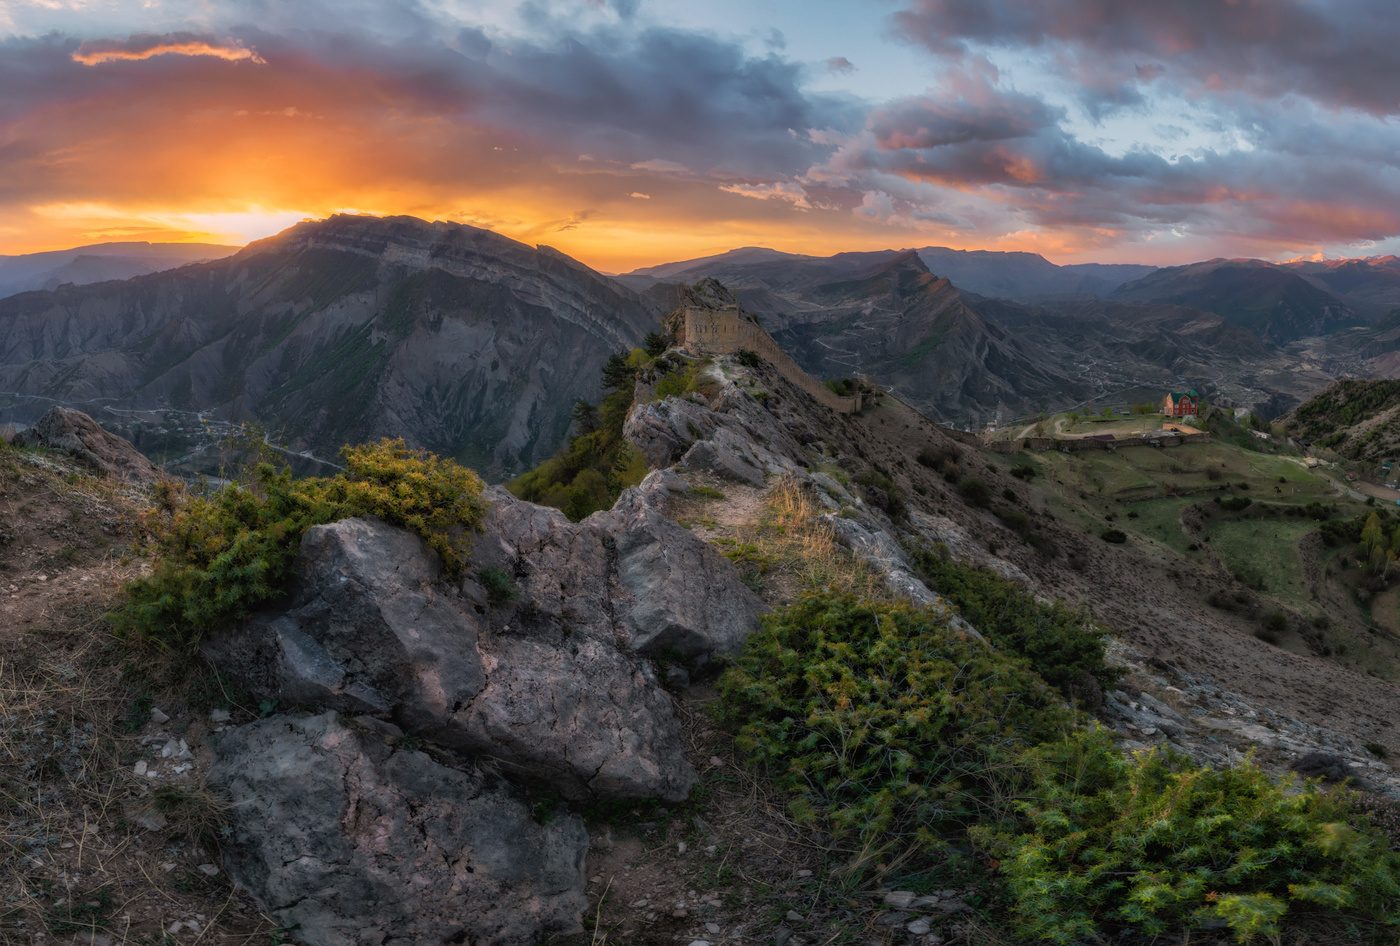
[625,246,1343,422]
[618,244,1158,302]
[913,247,1156,301]
[1112,258,1363,344]
[0,216,660,477]
[0,241,240,299]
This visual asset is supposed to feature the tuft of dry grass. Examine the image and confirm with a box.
[746,477,890,600]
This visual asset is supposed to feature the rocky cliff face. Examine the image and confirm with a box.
[0,215,661,478]
[764,252,1082,427]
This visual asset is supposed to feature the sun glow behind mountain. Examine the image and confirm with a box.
[6,1,1400,271]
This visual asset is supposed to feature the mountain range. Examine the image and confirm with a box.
[0,216,659,477]
[8,215,1400,474]
[623,246,1350,425]
[0,241,239,299]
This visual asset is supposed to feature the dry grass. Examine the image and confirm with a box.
[0,447,270,944]
[735,478,891,602]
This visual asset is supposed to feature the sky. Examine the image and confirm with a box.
[4,0,1400,271]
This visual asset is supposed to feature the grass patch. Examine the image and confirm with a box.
[743,479,888,597]
[1119,497,1198,554]
[1207,518,1318,611]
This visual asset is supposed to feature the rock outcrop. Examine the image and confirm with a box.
[605,479,769,657]
[204,514,697,802]
[203,471,765,803]
[209,712,588,946]
[13,406,161,481]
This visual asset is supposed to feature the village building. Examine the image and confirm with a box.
[1161,389,1200,417]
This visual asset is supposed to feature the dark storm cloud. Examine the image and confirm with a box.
[869,82,1059,149]
[0,20,856,183]
[893,0,1400,116]
[476,27,852,174]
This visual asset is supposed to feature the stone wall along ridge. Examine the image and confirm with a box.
[680,306,864,414]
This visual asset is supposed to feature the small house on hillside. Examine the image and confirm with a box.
[1161,390,1200,417]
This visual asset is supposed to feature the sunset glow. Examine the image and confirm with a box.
[6,1,1400,269]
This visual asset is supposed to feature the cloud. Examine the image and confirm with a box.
[854,190,962,229]
[720,181,812,209]
[869,63,1060,150]
[73,32,265,66]
[892,0,1400,117]
[9,1,1400,267]
[631,159,690,174]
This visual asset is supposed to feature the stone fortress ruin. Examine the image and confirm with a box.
[671,291,868,414]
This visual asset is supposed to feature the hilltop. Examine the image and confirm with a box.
[0,241,239,299]
[1112,258,1363,344]
[1279,379,1400,464]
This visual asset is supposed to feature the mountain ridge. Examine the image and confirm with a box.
[0,215,661,477]
[0,240,239,299]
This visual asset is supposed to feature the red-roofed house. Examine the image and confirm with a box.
[1161,390,1200,417]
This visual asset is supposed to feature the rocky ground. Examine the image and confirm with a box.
[0,446,274,944]
[5,355,1400,946]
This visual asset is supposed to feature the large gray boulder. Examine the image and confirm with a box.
[624,396,719,468]
[209,712,588,946]
[471,479,768,662]
[13,406,161,481]
[604,482,768,658]
[205,515,696,801]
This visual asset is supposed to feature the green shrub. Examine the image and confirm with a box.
[715,592,1073,866]
[977,740,1400,943]
[957,476,993,508]
[855,469,907,520]
[653,364,696,399]
[907,545,1121,700]
[477,567,520,606]
[736,349,761,368]
[508,348,649,520]
[917,443,960,469]
[1100,528,1127,543]
[113,439,487,652]
[1010,463,1036,480]
[996,507,1030,535]
[643,330,669,357]
[1222,495,1253,511]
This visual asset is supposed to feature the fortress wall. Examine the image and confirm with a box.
[982,431,1211,454]
[683,307,862,414]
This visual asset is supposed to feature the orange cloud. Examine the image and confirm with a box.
[73,33,265,67]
